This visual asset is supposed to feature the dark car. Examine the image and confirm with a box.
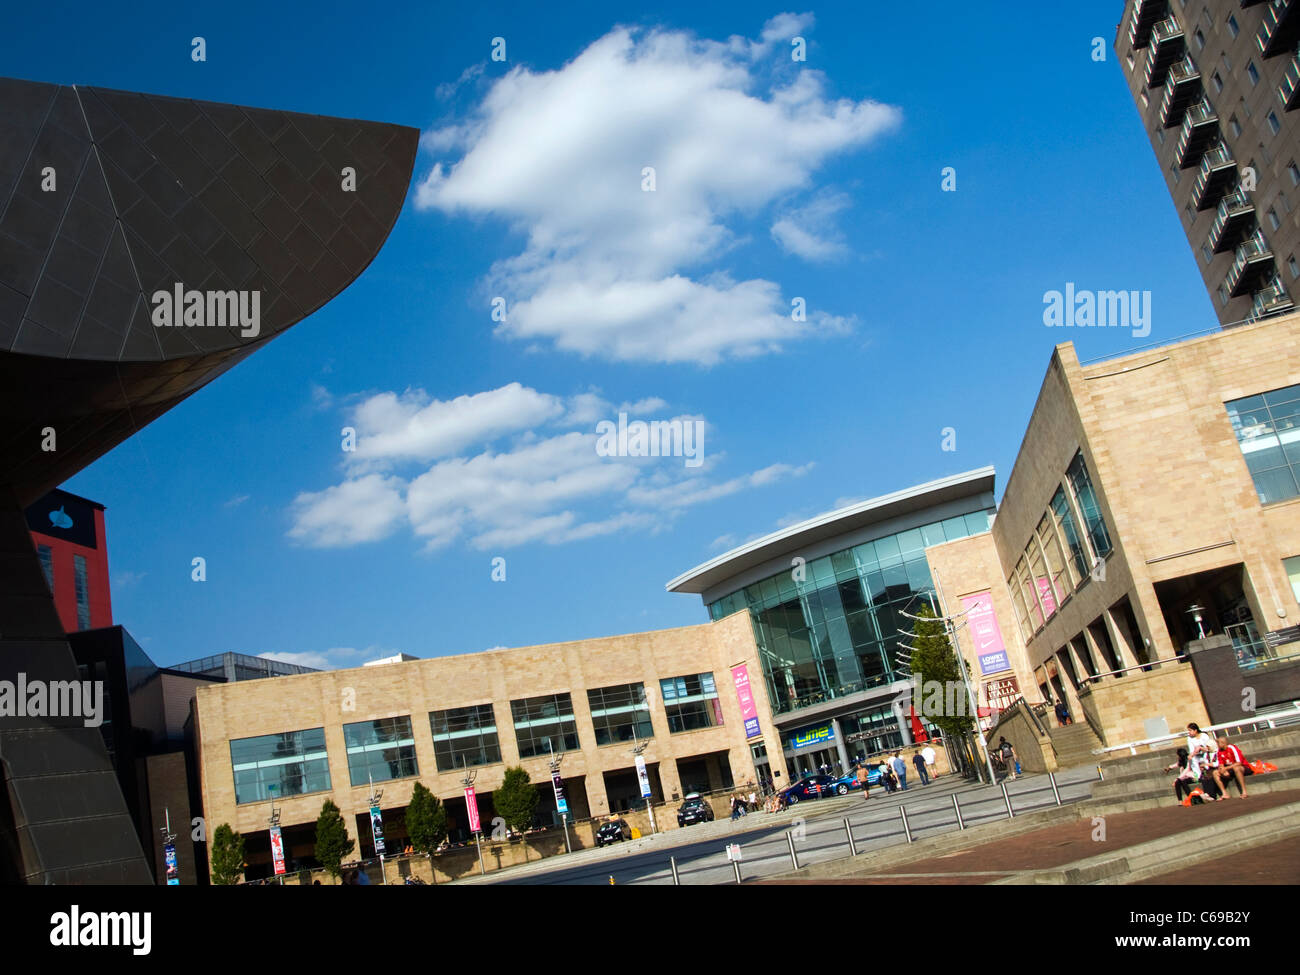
[829,765,884,795]
[595,819,633,847]
[781,774,836,804]
[677,793,715,827]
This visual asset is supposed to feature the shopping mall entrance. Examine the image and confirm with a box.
[1155,563,1272,667]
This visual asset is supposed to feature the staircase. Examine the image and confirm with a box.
[1049,722,1104,769]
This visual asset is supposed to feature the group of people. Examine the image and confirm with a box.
[1164,722,1256,802]
[855,746,939,797]
[729,789,760,820]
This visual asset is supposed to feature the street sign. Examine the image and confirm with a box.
[464,786,481,833]
[164,843,179,885]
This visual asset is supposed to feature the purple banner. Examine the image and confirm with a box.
[962,592,1011,676]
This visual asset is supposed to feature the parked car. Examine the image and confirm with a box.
[677,793,715,827]
[595,818,633,847]
[829,765,884,795]
[781,774,836,804]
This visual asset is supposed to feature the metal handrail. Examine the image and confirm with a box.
[1094,702,1300,756]
[1076,657,1166,687]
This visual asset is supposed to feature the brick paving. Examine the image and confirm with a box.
[766,789,1300,884]
[1135,833,1300,884]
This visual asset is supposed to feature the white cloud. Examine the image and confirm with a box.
[416,17,898,364]
[224,493,250,509]
[771,190,851,261]
[259,647,372,671]
[288,384,809,551]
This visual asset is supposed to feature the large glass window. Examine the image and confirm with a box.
[431,704,501,772]
[660,673,723,733]
[587,683,653,745]
[1050,486,1089,584]
[1226,386,1300,504]
[73,554,90,630]
[37,544,53,591]
[1065,453,1113,561]
[343,716,418,787]
[231,728,331,805]
[510,692,580,758]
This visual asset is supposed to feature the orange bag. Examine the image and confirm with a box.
[1248,760,1277,774]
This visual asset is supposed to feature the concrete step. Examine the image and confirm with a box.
[1091,767,1300,806]
[1094,726,1300,774]
[992,797,1300,885]
[1095,744,1300,791]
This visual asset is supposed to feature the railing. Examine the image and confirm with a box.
[1226,231,1274,295]
[1176,99,1218,164]
[1160,56,1200,124]
[1257,1,1295,56]
[1279,49,1300,108]
[1208,187,1253,250]
[1076,656,1167,688]
[1094,702,1300,756]
[1144,17,1186,87]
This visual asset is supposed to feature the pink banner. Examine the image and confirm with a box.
[962,592,1011,676]
[732,664,761,738]
[270,825,286,875]
[464,786,481,833]
[1036,576,1057,618]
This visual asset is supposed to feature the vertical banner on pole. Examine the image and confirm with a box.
[369,805,385,856]
[551,771,569,816]
[164,843,179,885]
[634,754,652,799]
[464,786,481,833]
[269,825,286,876]
[732,664,762,739]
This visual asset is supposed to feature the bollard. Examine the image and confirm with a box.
[951,792,965,830]
[1000,782,1015,818]
[786,831,800,871]
[1097,764,1105,781]
[899,804,913,843]
[1049,771,1062,806]
[733,859,742,885]
[670,856,680,886]
[843,817,857,856]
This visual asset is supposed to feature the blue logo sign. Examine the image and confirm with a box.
[791,724,834,750]
[979,650,1010,675]
[744,716,761,739]
[48,506,73,529]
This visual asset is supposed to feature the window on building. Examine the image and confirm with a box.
[1248,61,1260,86]
[1229,115,1243,138]
[1141,90,1150,109]
[1226,385,1300,504]
[1268,207,1281,230]
[1286,555,1300,604]
[1169,162,1181,184]
[343,716,417,787]
[1267,111,1281,136]
[1288,255,1299,279]
[1219,284,1230,305]
[1157,127,1166,146]
[1211,71,1224,93]
[1050,485,1090,584]
[230,728,331,804]
[1194,29,1205,50]
[510,692,580,757]
[1289,161,1300,186]
[660,672,723,733]
[587,683,653,745]
[37,544,53,591]
[73,554,90,630]
[1065,452,1114,563]
[1227,15,1239,38]
[430,704,501,772]
[1202,242,1214,263]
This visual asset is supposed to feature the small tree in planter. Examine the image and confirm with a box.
[405,782,448,856]
[209,823,245,885]
[314,799,355,880]
[493,766,539,840]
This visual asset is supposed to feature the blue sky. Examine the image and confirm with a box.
[7,1,1217,669]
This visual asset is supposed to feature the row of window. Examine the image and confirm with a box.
[36,544,92,630]
[1006,452,1114,641]
[229,675,722,805]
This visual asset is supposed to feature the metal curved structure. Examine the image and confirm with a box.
[0,77,417,883]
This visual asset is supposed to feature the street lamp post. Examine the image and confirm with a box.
[159,807,177,886]
[460,761,485,877]
[367,773,386,885]
[631,725,656,835]
[544,738,572,853]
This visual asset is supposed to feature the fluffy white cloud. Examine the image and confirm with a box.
[288,384,808,550]
[417,16,898,364]
[771,191,851,261]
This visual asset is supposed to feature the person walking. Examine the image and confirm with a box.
[922,744,937,779]
[878,758,896,793]
[891,751,909,791]
[912,750,929,785]
[855,762,872,800]
[996,737,1020,780]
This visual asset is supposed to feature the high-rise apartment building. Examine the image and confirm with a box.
[1115,0,1300,326]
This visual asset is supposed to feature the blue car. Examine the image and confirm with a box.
[828,765,885,795]
[780,774,837,804]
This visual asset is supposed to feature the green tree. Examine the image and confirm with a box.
[909,604,975,739]
[209,823,246,886]
[405,782,448,854]
[493,765,539,836]
[314,799,355,878]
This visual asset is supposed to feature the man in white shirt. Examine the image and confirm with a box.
[922,745,937,779]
